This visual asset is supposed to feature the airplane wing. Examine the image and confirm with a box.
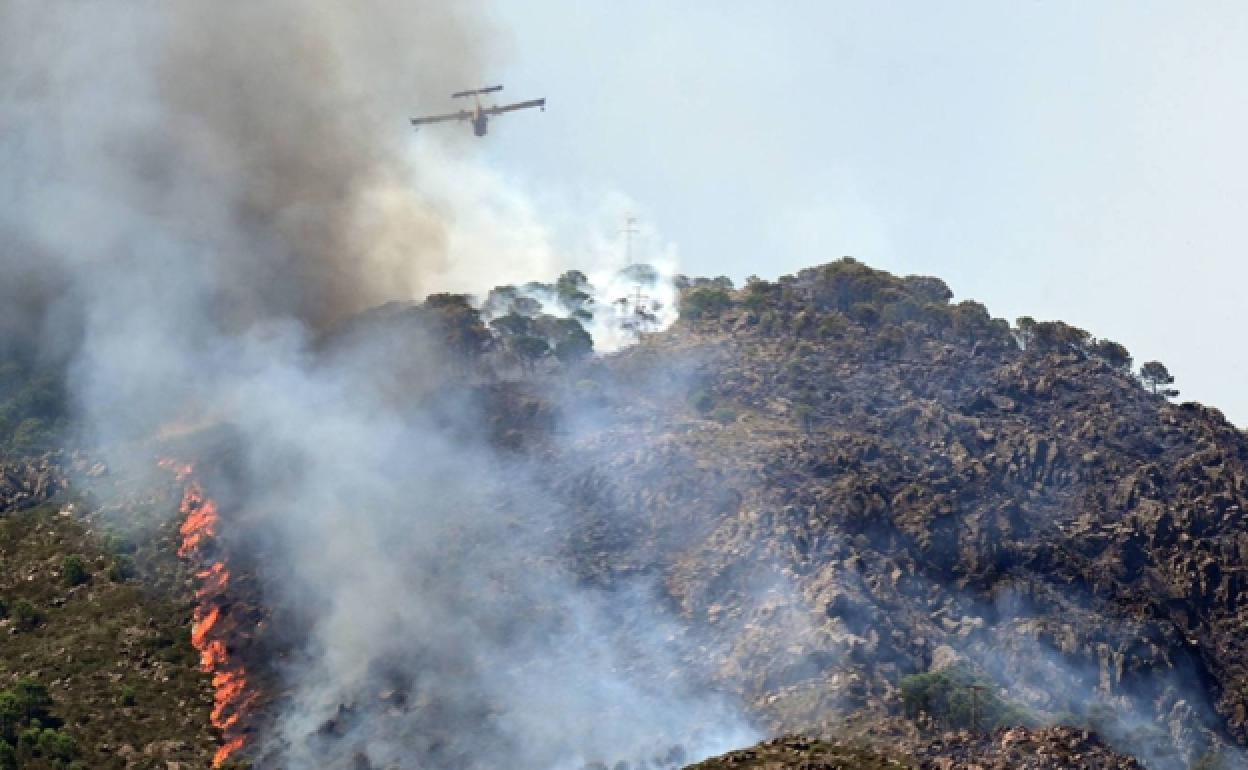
[409,110,472,127]
[484,98,546,116]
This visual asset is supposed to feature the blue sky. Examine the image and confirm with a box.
[470,2,1248,423]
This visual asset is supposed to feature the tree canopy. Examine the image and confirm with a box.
[1140,360,1178,397]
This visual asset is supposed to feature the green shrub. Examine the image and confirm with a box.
[680,288,733,320]
[62,555,89,587]
[689,389,715,415]
[10,418,51,452]
[119,686,137,707]
[105,534,137,554]
[13,680,50,723]
[899,664,1030,731]
[108,555,136,583]
[0,740,15,770]
[847,302,879,325]
[873,325,906,357]
[11,599,39,630]
[742,290,770,312]
[817,313,850,339]
[0,692,22,742]
[1088,338,1132,371]
[35,727,77,761]
[0,360,68,453]
[16,726,40,756]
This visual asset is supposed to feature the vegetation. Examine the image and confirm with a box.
[0,502,217,767]
[1140,360,1179,398]
[0,359,69,455]
[419,293,493,366]
[478,270,604,371]
[687,736,909,770]
[1088,338,1132,370]
[899,664,1031,732]
[60,556,88,588]
[0,677,80,768]
[680,288,733,320]
[10,600,39,631]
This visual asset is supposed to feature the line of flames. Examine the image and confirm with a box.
[160,459,255,767]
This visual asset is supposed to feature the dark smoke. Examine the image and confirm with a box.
[1,3,755,768]
[1,2,487,351]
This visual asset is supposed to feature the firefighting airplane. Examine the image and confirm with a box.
[409,85,546,137]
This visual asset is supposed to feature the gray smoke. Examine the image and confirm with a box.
[1,2,754,768]
[2,1,487,437]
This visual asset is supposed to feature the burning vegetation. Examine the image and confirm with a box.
[161,459,255,767]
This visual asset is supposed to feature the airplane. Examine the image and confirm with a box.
[410,85,546,137]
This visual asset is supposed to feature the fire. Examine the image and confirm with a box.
[164,459,254,768]
[215,736,246,768]
[177,483,218,558]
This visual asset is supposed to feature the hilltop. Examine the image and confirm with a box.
[1,257,1246,769]
[546,259,1248,767]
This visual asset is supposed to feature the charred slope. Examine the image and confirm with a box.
[687,729,1146,770]
[542,259,1248,766]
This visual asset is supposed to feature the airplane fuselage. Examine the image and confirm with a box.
[410,85,541,138]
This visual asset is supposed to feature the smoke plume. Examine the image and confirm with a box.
[1,2,753,768]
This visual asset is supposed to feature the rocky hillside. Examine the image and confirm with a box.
[541,259,1248,768]
[3,258,1247,769]
[690,729,1148,770]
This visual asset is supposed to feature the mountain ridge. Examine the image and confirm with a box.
[1,257,1246,769]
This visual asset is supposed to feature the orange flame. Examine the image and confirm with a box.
[164,459,253,768]
[214,736,246,768]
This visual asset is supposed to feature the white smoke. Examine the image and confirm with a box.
[0,2,753,768]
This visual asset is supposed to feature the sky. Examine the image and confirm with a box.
[458,1,1248,425]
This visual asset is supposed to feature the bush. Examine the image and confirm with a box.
[689,389,715,415]
[108,555,136,583]
[1088,338,1132,371]
[847,302,879,326]
[0,692,22,742]
[119,686,137,707]
[13,679,50,722]
[899,664,1030,731]
[62,555,89,587]
[35,728,76,761]
[816,313,851,339]
[105,534,136,554]
[680,288,733,320]
[10,600,39,631]
[902,274,954,303]
[0,360,68,453]
[9,418,52,453]
[873,325,906,358]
